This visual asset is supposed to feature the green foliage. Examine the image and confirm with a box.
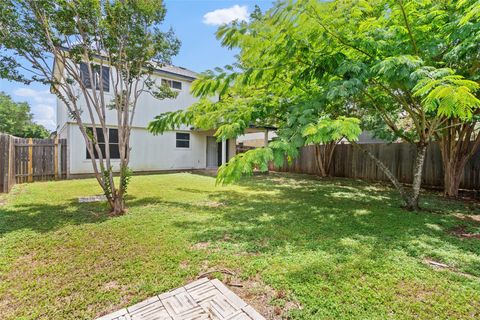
[268,139,300,166]
[302,117,362,144]
[148,110,195,135]
[372,55,424,88]
[0,0,181,212]
[145,78,179,101]
[151,0,480,190]
[0,0,180,86]
[216,148,273,185]
[102,166,113,199]
[191,66,240,97]
[120,165,133,197]
[149,83,281,141]
[457,0,480,25]
[413,68,480,119]
[216,139,299,185]
[0,92,50,138]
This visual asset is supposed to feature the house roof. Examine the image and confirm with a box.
[53,47,199,81]
[156,65,199,81]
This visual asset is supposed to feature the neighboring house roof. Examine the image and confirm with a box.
[339,131,387,144]
[356,131,388,144]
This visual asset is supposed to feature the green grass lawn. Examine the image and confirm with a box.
[0,173,479,319]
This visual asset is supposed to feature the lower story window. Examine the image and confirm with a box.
[176,132,190,148]
[86,127,120,159]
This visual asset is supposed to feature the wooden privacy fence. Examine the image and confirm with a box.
[0,133,67,193]
[236,144,256,154]
[271,142,480,190]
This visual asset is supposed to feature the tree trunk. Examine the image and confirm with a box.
[437,119,480,198]
[110,195,126,216]
[444,164,463,197]
[442,155,467,198]
[314,144,327,177]
[351,142,410,205]
[314,142,336,177]
[405,142,428,211]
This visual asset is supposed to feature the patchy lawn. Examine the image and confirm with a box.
[0,173,479,319]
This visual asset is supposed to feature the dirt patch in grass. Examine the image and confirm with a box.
[198,200,225,208]
[396,280,437,303]
[196,266,300,319]
[228,275,301,319]
[423,258,479,279]
[179,260,190,269]
[191,241,211,250]
[457,214,480,223]
[102,280,122,291]
[0,293,16,319]
[450,225,480,239]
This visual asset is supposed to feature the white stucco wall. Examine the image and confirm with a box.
[54,61,237,175]
[67,123,213,174]
[237,131,277,143]
[55,61,202,130]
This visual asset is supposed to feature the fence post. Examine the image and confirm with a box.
[28,138,33,183]
[9,135,14,191]
[54,137,59,180]
[0,134,7,192]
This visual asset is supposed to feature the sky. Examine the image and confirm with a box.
[0,0,274,131]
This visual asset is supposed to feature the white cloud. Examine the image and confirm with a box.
[14,87,56,105]
[203,5,249,26]
[13,87,56,131]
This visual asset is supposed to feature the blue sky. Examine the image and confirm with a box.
[0,0,274,131]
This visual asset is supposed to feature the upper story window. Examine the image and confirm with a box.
[162,79,182,90]
[86,127,119,159]
[176,132,190,148]
[80,62,110,92]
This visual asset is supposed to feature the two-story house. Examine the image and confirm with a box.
[55,62,236,177]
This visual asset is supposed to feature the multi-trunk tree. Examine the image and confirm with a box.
[278,0,480,210]
[151,0,480,210]
[0,0,180,215]
[433,0,480,197]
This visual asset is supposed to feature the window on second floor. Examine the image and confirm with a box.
[162,79,182,90]
[80,62,110,92]
[86,127,119,159]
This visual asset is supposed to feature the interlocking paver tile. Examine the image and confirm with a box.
[96,279,265,320]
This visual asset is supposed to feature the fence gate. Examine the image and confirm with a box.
[0,133,67,192]
[14,137,67,184]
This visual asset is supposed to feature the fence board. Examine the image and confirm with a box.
[0,133,67,193]
[271,142,480,190]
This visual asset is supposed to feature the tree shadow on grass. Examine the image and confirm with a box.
[174,174,480,277]
[0,200,110,237]
[0,195,189,237]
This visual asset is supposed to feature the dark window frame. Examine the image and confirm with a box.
[162,78,182,90]
[80,62,110,92]
[86,127,120,159]
[176,132,190,148]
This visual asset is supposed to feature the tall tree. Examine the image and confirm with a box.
[0,0,180,215]
[432,0,480,197]
[281,0,480,210]
[0,91,50,138]
[151,1,480,210]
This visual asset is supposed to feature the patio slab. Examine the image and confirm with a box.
[96,278,266,320]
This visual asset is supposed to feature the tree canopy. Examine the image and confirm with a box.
[151,0,480,209]
[0,0,180,215]
[0,92,50,138]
